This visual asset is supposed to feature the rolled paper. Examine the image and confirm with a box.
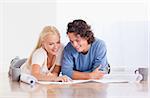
[20,73,37,86]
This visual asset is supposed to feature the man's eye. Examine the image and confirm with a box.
[76,39,80,42]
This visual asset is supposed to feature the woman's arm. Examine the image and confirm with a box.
[31,64,55,81]
[32,64,70,82]
[51,65,61,77]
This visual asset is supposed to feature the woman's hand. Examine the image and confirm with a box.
[54,75,72,82]
[47,72,72,82]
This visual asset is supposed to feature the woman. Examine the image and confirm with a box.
[21,26,70,82]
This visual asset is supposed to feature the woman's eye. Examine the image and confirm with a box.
[57,42,60,44]
[49,43,53,45]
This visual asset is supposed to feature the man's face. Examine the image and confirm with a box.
[67,32,89,53]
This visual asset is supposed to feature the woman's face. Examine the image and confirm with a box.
[42,34,60,55]
[67,33,89,53]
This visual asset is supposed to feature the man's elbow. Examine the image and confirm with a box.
[61,70,72,79]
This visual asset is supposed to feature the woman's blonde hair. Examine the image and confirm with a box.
[28,26,60,67]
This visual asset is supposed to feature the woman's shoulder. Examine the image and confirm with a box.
[33,47,47,57]
[31,47,47,67]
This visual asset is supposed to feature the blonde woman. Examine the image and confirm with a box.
[21,26,70,82]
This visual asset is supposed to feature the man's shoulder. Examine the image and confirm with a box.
[64,42,77,54]
[64,42,74,50]
[93,38,105,46]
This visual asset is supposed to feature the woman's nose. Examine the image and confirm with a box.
[54,43,60,49]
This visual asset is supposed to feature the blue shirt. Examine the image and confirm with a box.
[61,38,108,78]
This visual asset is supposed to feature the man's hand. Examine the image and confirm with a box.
[89,65,104,79]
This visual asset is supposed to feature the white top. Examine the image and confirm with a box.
[21,44,64,74]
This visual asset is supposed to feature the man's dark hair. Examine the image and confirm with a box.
[67,19,95,44]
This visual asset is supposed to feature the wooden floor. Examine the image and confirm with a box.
[0,73,149,98]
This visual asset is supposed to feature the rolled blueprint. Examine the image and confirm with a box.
[20,73,37,86]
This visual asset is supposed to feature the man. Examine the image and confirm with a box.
[61,19,109,80]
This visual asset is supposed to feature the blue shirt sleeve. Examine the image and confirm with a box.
[92,40,108,72]
[61,43,74,78]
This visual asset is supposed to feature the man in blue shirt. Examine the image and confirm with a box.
[61,19,109,80]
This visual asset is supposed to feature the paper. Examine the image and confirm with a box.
[94,73,143,83]
[37,80,95,85]
[37,73,143,84]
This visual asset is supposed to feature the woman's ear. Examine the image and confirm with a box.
[42,43,45,48]
[41,40,45,48]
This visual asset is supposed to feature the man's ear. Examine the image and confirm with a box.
[76,34,81,38]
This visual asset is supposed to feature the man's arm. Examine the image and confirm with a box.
[72,71,91,80]
[72,66,104,80]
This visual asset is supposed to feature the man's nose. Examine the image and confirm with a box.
[73,41,78,48]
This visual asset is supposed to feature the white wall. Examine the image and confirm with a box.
[1,1,57,73]
[1,0,149,73]
[56,1,148,67]
[0,2,3,73]
[148,0,150,91]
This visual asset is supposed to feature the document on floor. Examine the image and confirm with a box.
[95,73,142,83]
[37,73,143,84]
